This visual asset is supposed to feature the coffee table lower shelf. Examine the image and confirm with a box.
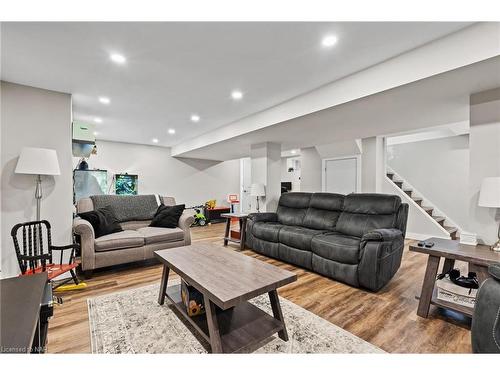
[164,284,284,353]
[416,286,474,318]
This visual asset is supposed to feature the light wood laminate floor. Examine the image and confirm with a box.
[47,223,472,353]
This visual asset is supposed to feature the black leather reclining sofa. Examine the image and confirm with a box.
[246,192,408,291]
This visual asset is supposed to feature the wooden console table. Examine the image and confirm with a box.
[410,237,500,318]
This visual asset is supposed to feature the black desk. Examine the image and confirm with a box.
[0,273,48,353]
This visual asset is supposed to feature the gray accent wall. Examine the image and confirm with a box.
[1,82,73,278]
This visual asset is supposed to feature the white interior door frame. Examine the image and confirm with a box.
[321,155,362,193]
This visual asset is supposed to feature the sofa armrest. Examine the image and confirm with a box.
[248,212,278,223]
[178,212,195,245]
[73,218,96,271]
[489,263,500,281]
[358,228,405,291]
[361,228,403,244]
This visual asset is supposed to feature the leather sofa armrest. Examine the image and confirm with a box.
[489,263,500,281]
[248,212,278,223]
[361,228,403,244]
[73,218,95,271]
[178,212,195,245]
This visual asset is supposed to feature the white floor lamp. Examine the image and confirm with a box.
[479,177,500,252]
[15,147,61,221]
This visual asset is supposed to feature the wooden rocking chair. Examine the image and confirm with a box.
[11,220,81,289]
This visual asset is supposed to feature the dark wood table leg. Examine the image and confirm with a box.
[239,218,247,251]
[204,294,223,353]
[158,264,170,305]
[469,263,489,284]
[417,255,441,318]
[442,258,455,274]
[268,289,289,341]
[223,217,231,246]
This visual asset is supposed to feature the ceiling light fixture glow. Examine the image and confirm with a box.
[190,114,200,123]
[99,97,110,104]
[110,53,126,64]
[93,131,99,136]
[152,138,159,143]
[321,35,338,48]
[94,117,102,123]
[231,90,243,100]
[168,129,176,135]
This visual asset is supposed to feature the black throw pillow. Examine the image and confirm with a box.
[79,205,123,238]
[150,204,185,228]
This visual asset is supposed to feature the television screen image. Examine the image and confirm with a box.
[115,174,138,195]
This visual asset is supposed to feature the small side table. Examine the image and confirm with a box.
[221,213,248,251]
[410,237,500,319]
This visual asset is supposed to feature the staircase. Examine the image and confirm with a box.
[386,171,458,240]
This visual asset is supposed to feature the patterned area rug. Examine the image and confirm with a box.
[88,281,384,354]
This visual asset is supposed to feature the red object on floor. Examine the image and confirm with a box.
[22,262,79,280]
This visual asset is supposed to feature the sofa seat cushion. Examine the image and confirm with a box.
[253,222,283,243]
[311,233,361,265]
[94,230,145,252]
[279,226,326,251]
[137,226,184,244]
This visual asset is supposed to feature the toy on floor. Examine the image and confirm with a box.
[187,205,208,226]
[205,199,216,209]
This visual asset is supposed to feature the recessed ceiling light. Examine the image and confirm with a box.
[110,53,126,64]
[168,129,176,135]
[93,131,99,136]
[94,117,102,123]
[190,114,200,123]
[231,90,243,100]
[291,150,297,154]
[321,35,338,48]
[152,138,159,143]
[99,97,110,104]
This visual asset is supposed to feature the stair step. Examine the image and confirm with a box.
[432,216,446,224]
[444,226,458,240]
[393,180,404,188]
[386,173,394,180]
[412,197,423,205]
[421,206,434,215]
[403,190,412,197]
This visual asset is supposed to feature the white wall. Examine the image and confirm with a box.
[281,156,300,192]
[469,92,500,245]
[79,140,240,208]
[300,147,322,193]
[387,135,470,230]
[1,82,73,278]
[250,142,281,212]
[361,136,385,192]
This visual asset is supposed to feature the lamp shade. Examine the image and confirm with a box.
[250,183,266,197]
[478,177,500,208]
[15,147,61,176]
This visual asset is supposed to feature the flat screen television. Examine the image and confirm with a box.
[115,174,138,195]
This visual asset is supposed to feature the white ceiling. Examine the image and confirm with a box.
[1,22,471,147]
[173,56,500,160]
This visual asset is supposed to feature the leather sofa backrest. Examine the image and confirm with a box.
[335,193,401,238]
[276,192,312,226]
[76,195,176,227]
[302,192,344,231]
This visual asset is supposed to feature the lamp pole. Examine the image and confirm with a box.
[35,174,42,221]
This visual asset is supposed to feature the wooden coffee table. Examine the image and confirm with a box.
[154,244,297,353]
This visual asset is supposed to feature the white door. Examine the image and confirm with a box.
[323,157,359,194]
[240,157,252,213]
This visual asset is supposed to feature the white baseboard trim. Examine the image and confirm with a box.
[406,232,450,241]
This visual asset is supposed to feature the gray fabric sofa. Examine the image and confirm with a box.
[471,263,500,353]
[73,195,194,276]
[246,192,408,291]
